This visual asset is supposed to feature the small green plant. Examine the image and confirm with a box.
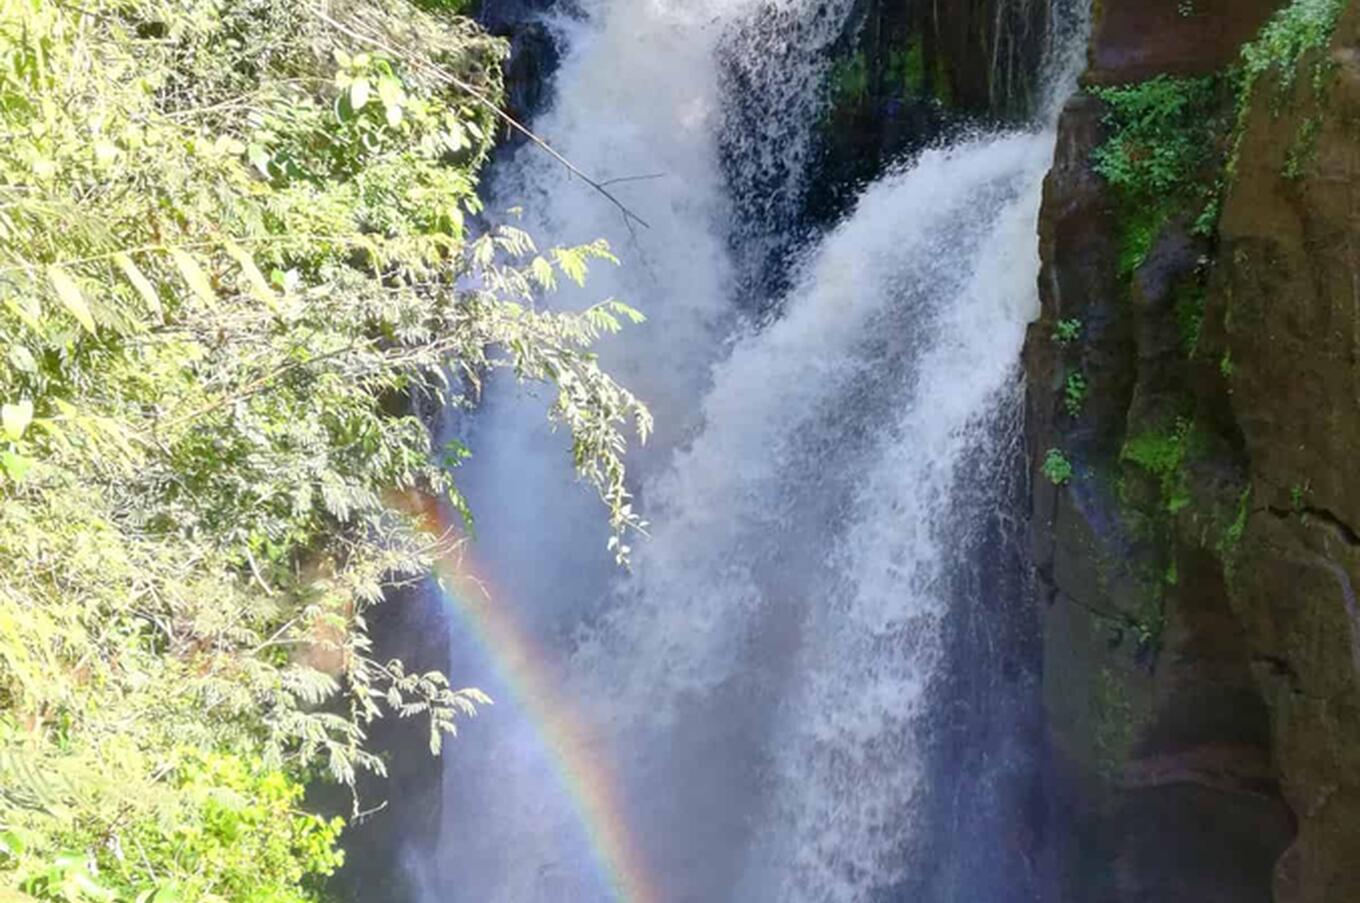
[1064,372,1089,417]
[1220,351,1237,378]
[1193,188,1223,236]
[1052,318,1083,345]
[1218,485,1253,566]
[1291,480,1312,511]
[1043,449,1075,486]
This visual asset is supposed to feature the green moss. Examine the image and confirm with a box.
[1122,417,1198,516]
[1092,668,1140,778]
[828,50,870,107]
[1118,203,1170,277]
[888,40,927,97]
[1216,485,1253,574]
[1284,114,1323,179]
[1174,283,1206,355]
[933,50,954,107]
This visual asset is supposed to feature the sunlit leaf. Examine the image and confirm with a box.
[350,77,371,110]
[0,450,33,482]
[2,400,33,440]
[170,249,216,307]
[46,265,95,333]
[222,239,280,313]
[113,252,163,320]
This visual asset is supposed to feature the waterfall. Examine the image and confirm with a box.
[413,1,1087,900]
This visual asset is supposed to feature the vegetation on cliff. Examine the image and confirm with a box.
[0,0,648,898]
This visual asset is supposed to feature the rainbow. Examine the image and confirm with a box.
[402,491,660,903]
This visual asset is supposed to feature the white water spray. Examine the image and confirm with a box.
[418,0,1086,900]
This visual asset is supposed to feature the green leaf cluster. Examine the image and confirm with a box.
[1042,449,1075,486]
[0,0,650,898]
[1090,75,1230,274]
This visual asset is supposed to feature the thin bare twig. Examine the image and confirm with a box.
[598,172,667,188]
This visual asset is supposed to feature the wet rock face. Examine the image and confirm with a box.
[478,0,562,140]
[1208,5,1360,899]
[1028,0,1360,900]
[805,0,1052,225]
[1087,0,1284,84]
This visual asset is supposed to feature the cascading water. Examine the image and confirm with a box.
[409,1,1088,900]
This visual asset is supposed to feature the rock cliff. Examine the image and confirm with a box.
[1026,1,1360,899]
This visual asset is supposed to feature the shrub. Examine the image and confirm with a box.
[1090,75,1231,274]
[0,0,649,897]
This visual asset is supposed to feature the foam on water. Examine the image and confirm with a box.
[416,1,1086,899]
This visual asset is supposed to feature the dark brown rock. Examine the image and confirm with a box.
[1087,0,1286,84]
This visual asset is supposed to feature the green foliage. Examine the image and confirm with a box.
[0,0,651,897]
[4,744,343,901]
[1042,449,1075,486]
[1092,76,1221,198]
[1240,0,1346,97]
[1091,76,1231,275]
[1233,0,1347,179]
[1052,318,1082,345]
[1064,372,1088,417]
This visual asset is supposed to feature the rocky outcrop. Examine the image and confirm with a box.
[1207,5,1360,896]
[1027,1,1360,900]
[1087,0,1286,83]
[806,0,1053,222]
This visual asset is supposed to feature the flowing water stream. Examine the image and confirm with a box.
[410,1,1087,900]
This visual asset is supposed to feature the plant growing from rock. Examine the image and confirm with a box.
[1064,372,1089,417]
[1052,317,1082,345]
[1043,449,1075,486]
